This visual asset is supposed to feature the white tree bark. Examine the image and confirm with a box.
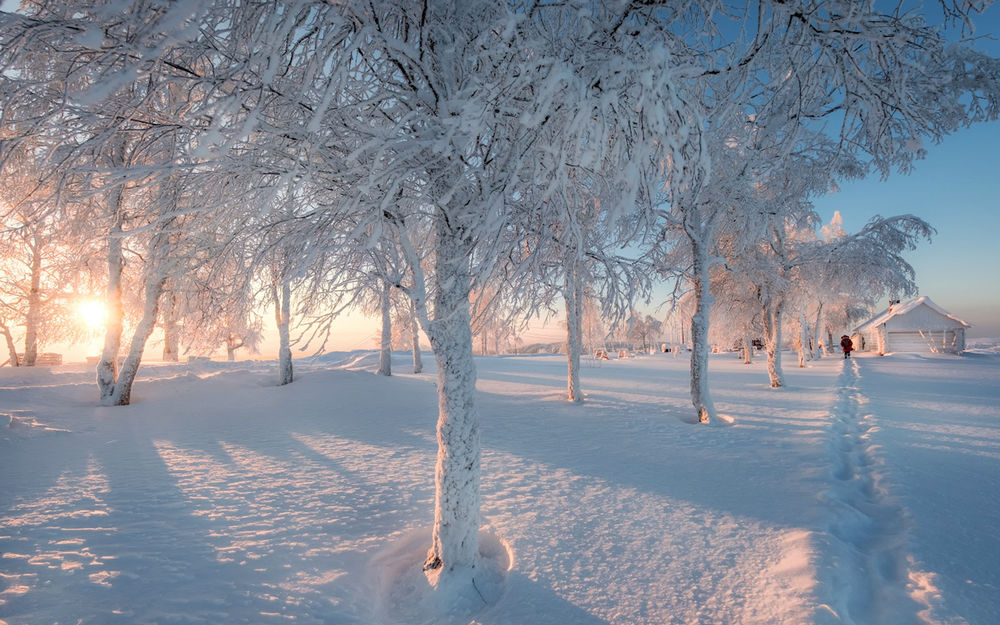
[225,336,244,361]
[689,237,718,423]
[106,274,166,406]
[763,298,785,388]
[422,219,481,575]
[564,257,583,403]
[377,282,392,377]
[812,303,824,359]
[797,310,808,368]
[97,196,125,401]
[161,289,180,361]
[410,304,423,374]
[743,335,753,365]
[22,236,42,366]
[274,281,293,386]
[1,320,19,366]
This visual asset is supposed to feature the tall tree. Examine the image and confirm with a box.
[646,1,1000,421]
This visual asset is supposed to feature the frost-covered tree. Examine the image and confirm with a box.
[0,208,62,365]
[581,293,609,357]
[263,251,296,385]
[390,297,423,374]
[546,196,649,402]
[645,1,1000,420]
[707,266,763,364]
[732,203,934,388]
[301,0,703,580]
[0,1,227,401]
[0,141,97,365]
[470,285,518,357]
[627,313,662,353]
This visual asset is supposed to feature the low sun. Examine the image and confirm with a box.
[77,300,107,332]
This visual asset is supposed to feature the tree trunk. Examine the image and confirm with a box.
[763,298,785,388]
[1,320,19,366]
[689,238,717,423]
[106,275,166,406]
[22,237,42,366]
[797,310,808,368]
[565,257,584,403]
[422,218,481,576]
[98,199,125,401]
[743,335,753,365]
[274,282,293,385]
[812,303,824,359]
[161,289,180,361]
[378,282,392,377]
[226,337,242,361]
[411,304,423,374]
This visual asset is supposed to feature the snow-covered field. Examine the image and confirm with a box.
[2,349,998,625]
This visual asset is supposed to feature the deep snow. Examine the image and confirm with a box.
[1,348,998,624]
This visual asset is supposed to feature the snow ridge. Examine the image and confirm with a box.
[819,359,919,625]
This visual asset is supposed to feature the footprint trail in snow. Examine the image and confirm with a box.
[820,358,935,625]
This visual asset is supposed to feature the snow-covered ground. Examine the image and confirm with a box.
[1,349,998,625]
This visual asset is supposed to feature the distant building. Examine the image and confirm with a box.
[852,296,970,355]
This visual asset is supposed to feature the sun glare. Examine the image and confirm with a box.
[77,300,107,332]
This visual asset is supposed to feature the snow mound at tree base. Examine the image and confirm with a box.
[369,526,512,624]
[680,412,735,426]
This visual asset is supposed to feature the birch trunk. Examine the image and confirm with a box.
[564,257,584,403]
[274,282,293,385]
[106,274,166,406]
[689,237,717,423]
[797,311,808,368]
[411,305,423,374]
[22,238,42,366]
[743,336,753,365]
[1,321,19,366]
[377,282,392,377]
[423,219,480,575]
[763,299,785,388]
[226,336,243,361]
[812,304,824,359]
[98,197,125,401]
[161,290,180,361]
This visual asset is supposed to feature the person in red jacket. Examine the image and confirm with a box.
[840,335,854,359]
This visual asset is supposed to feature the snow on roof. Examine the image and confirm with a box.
[853,296,971,333]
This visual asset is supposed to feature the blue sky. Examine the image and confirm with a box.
[812,6,1000,338]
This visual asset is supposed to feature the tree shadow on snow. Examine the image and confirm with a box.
[473,382,827,531]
